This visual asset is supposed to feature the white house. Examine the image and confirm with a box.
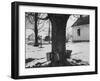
[71,16,89,42]
[72,24,89,42]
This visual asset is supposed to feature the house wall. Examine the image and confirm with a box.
[72,24,89,42]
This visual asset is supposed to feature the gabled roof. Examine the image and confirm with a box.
[72,16,89,27]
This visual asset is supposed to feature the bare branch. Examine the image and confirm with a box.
[37,16,49,20]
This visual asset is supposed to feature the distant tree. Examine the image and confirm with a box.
[25,12,49,46]
[34,13,39,46]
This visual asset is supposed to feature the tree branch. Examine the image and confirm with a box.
[37,16,49,20]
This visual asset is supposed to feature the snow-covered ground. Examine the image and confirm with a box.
[25,42,89,67]
[26,44,51,59]
[66,42,89,62]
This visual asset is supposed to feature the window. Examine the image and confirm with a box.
[77,28,80,36]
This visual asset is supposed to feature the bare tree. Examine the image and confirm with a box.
[25,12,49,46]
[34,13,39,46]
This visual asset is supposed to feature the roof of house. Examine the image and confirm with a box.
[72,16,89,27]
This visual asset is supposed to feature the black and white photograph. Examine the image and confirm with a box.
[11,1,97,79]
[25,12,90,68]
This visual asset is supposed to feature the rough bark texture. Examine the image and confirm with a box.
[49,14,70,66]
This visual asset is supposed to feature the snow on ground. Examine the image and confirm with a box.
[26,44,51,59]
[66,42,89,62]
[25,42,89,67]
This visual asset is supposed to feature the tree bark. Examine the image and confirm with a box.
[49,14,70,66]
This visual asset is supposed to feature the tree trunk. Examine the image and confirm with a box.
[34,13,39,46]
[49,14,70,66]
[48,19,51,44]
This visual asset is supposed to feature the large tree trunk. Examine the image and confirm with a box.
[34,13,39,46]
[49,14,70,66]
